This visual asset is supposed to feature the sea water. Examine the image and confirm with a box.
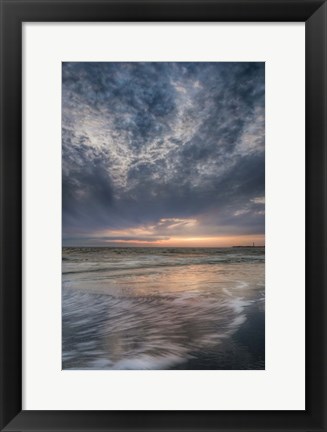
[62,247,265,370]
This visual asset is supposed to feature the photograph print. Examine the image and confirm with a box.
[62,62,265,370]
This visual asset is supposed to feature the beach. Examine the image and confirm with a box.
[62,247,265,370]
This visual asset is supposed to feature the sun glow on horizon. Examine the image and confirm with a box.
[73,217,265,248]
[101,234,265,248]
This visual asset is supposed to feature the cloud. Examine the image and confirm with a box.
[251,196,265,204]
[62,62,265,244]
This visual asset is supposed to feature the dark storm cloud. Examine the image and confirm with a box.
[62,62,265,243]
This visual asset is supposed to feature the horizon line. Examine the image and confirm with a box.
[62,245,266,249]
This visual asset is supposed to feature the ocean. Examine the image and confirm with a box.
[62,247,265,370]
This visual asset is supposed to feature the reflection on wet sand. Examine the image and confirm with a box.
[62,248,265,370]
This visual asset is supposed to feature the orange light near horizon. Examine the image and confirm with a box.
[95,218,264,248]
[105,234,265,248]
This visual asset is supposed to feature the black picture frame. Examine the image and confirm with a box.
[0,1,326,431]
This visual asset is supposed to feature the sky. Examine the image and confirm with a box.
[62,62,265,247]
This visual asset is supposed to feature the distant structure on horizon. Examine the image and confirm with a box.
[232,243,265,248]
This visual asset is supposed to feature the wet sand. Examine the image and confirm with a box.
[62,247,265,370]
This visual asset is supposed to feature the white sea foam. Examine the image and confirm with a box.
[62,247,265,370]
[113,354,186,370]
